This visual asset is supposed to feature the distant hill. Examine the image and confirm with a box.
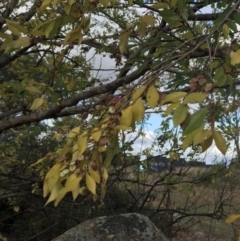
[147,155,213,172]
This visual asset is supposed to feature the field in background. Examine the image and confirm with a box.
[111,164,240,241]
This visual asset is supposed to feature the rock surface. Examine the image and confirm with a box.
[52,213,168,241]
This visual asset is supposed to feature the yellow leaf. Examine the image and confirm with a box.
[147,85,159,109]
[25,85,42,94]
[104,139,119,168]
[141,15,155,25]
[193,129,212,146]
[86,173,96,195]
[132,98,145,123]
[72,185,80,200]
[39,0,53,11]
[213,130,227,155]
[173,104,188,127]
[119,31,130,54]
[13,206,19,213]
[164,102,179,116]
[64,26,82,44]
[0,32,12,40]
[114,125,131,131]
[99,0,110,7]
[170,0,178,7]
[44,163,61,197]
[89,165,101,184]
[230,50,240,65]
[78,132,88,155]
[13,37,30,48]
[45,180,62,206]
[71,143,79,162]
[222,24,230,38]
[91,128,102,142]
[5,19,28,36]
[152,2,169,9]
[68,127,80,139]
[132,86,146,101]
[161,92,187,104]
[64,3,72,14]
[119,106,132,127]
[201,136,213,153]
[54,174,82,206]
[128,0,133,6]
[182,32,194,40]
[102,167,109,181]
[30,97,44,110]
[29,157,46,167]
[183,92,207,104]
[225,214,240,224]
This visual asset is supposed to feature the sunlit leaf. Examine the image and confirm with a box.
[230,50,240,66]
[132,97,145,123]
[91,128,102,142]
[132,86,146,101]
[119,106,132,127]
[89,165,100,184]
[78,132,88,155]
[222,24,230,38]
[147,85,159,109]
[54,174,82,206]
[86,173,96,195]
[44,162,61,196]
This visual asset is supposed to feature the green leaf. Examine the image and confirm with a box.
[160,9,180,24]
[227,20,237,33]
[183,108,208,135]
[214,68,227,86]
[173,104,188,127]
[233,13,240,25]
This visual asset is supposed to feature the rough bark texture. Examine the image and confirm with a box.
[52,213,169,241]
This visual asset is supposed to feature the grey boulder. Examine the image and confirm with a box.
[52,213,168,241]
